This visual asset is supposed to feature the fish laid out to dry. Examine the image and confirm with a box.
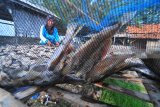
[0,23,121,87]
[0,12,144,88]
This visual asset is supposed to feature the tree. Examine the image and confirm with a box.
[28,0,160,30]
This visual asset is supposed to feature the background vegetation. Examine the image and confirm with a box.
[29,0,160,26]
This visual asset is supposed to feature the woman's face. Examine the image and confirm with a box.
[47,19,54,27]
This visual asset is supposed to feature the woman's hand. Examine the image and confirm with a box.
[47,41,52,46]
[55,42,60,47]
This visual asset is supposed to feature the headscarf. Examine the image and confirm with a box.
[45,15,55,34]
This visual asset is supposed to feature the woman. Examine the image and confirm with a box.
[39,15,60,46]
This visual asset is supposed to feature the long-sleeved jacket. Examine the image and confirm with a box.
[39,25,60,45]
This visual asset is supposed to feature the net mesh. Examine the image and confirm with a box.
[0,0,160,87]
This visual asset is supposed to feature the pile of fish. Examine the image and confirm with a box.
[1,19,160,107]
[0,23,120,86]
[1,21,159,88]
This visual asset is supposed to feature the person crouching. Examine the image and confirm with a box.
[39,15,60,47]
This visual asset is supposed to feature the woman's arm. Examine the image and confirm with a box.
[54,28,60,43]
[40,26,48,43]
[54,28,60,46]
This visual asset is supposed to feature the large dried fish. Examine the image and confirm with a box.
[0,11,138,87]
[0,23,122,87]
